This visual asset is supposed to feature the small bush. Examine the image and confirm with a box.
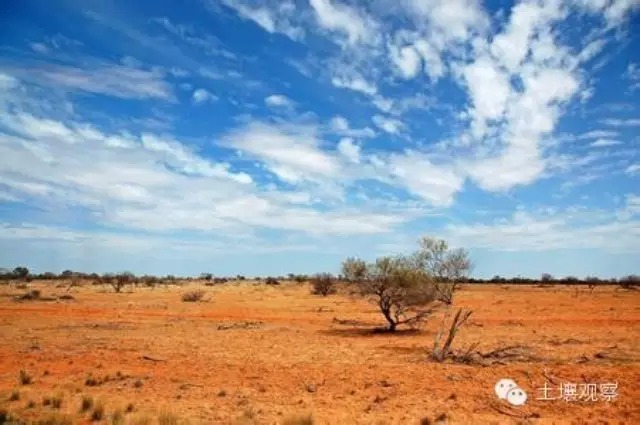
[85,376,99,387]
[619,275,640,290]
[310,273,337,296]
[265,277,280,285]
[19,370,32,385]
[283,413,314,425]
[26,400,36,409]
[9,390,20,401]
[51,393,63,409]
[80,395,94,412]
[24,289,41,299]
[133,379,143,388]
[126,403,135,413]
[181,290,205,302]
[91,401,105,421]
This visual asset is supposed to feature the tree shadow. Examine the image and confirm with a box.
[319,327,423,338]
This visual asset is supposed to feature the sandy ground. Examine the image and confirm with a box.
[0,281,638,425]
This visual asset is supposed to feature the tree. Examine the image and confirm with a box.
[13,267,30,280]
[310,273,337,296]
[200,273,213,281]
[341,257,367,282]
[350,255,437,332]
[108,272,135,293]
[541,273,553,283]
[415,237,472,305]
[619,275,640,290]
[412,237,474,362]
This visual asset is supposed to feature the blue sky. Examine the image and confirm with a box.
[0,0,639,278]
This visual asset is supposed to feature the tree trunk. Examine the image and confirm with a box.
[381,305,397,331]
[432,305,452,360]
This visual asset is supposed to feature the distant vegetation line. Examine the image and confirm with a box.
[1,266,638,288]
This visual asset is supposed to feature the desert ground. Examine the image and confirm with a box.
[0,281,638,425]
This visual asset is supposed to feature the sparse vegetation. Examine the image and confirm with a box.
[84,375,99,387]
[265,277,280,285]
[80,395,94,412]
[349,255,437,332]
[181,290,205,302]
[341,257,367,282]
[104,272,135,293]
[17,290,41,301]
[619,275,640,290]
[19,370,32,385]
[90,400,105,421]
[310,273,337,296]
[50,393,63,409]
[0,258,637,424]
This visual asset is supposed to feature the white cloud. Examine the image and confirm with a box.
[221,122,340,184]
[192,88,217,104]
[413,39,445,81]
[265,94,294,108]
[309,0,377,45]
[8,62,172,100]
[337,137,360,164]
[372,115,405,135]
[590,138,622,147]
[577,130,619,139]
[328,116,375,138]
[446,206,640,253]
[626,163,640,175]
[462,55,511,137]
[0,102,416,237]
[490,0,564,73]
[372,95,394,113]
[388,151,464,207]
[405,0,488,45]
[389,43,421,79]
[30,42,49,54]
[627,63,640,91]
[388,35,445,82]
[220,0,303,40]
[601,118,640,127]
[331,73,377,96]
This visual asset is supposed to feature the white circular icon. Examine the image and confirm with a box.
[494,378,517,400]
[506,387,528,406]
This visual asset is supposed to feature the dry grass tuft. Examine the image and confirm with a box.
[181,290,205,302]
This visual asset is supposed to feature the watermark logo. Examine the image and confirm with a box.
[495,378,619,405]
[495,378,528,406]
[537,381,618,402]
